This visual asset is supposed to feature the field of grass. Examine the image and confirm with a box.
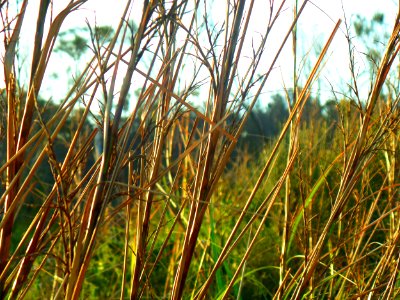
[1,0,400,299]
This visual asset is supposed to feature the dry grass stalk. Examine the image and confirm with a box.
[1,1,400,299]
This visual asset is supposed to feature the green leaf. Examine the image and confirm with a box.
[287,161,336,254]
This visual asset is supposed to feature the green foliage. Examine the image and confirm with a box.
[56,30,87,61]
[353,11,390,72]
[56,25,115,61]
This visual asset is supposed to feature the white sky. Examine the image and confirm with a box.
[3,0,399,105]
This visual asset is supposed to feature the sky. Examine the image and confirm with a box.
[3,0,399,106]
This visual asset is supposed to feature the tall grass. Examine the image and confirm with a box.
[1,0,400,299]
